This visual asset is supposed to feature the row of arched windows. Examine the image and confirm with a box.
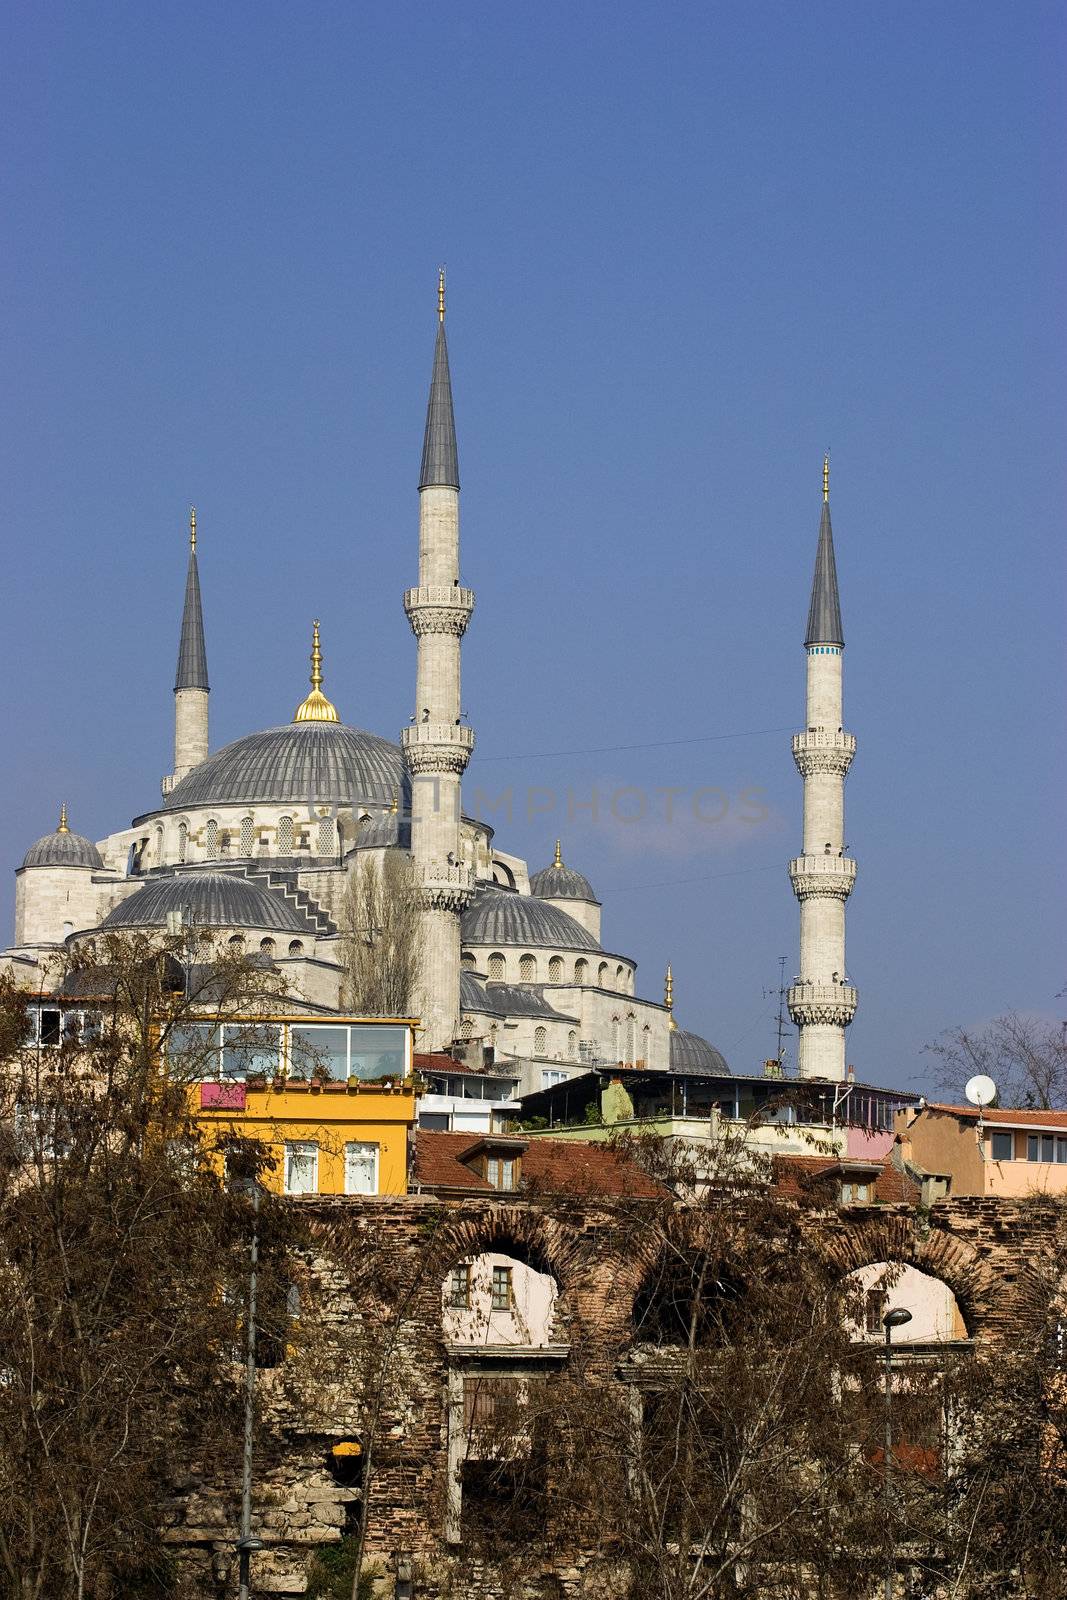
[156,814,346,866]
[465,950,632,992]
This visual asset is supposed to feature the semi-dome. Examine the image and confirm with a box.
[462,885,601,952]
[100,872,314,934]
[163,722,409,812]
[529,840,598,904]
[22,806,103,871]
[669,1027,730,1075]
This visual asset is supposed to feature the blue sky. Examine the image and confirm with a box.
[2,1,1063,1089]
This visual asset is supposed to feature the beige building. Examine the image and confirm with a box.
[896,1101,1067,1198]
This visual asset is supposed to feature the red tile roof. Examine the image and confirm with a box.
[413,1051,519,1079]
[412,1130,663,1198]
[771,1150,920,1205]
[921,1103,1067,1129]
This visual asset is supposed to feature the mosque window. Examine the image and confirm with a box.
[598,962,610,989]
[177,821,188,864]
[626,1015,636,1065]
[240,816,254,856]
[317,815,335,855]
[519,953,536,983]
[154,826,164,864]
[548,956,563,983]
[567,1030,577,1060]
[611,1017,621,1061]
[277,816,294,854]
[534,1026,547,1057]
[574,958,588,985]
[460,1018,475,1040]
[461,952,476,970]
[205,819,218,857]
[641,1024,650,1067]
[617,964,626,992]
[260,937,275,955]
[488,953,505,982]
[288,939,304,956]
[228,934,245,950]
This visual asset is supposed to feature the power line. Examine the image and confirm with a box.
[473,724,794,764]
[601,862,782,895]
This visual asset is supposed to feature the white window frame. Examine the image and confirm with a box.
[344,1140,380,1196]
[284,1140,319,1196]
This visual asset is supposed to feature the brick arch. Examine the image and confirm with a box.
[435,1204,588,1291]
[816,1215,995,1338]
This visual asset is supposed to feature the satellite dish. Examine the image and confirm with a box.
[965,1075,997,1108]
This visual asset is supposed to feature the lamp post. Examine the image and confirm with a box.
[882,1306,913,1600]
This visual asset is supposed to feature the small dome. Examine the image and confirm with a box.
[162,722,409,812]
[349,808,411,851]
[669,1027,730,1075]
[100,872,314,934]
[22,807,103,871]
[461,885,601,952]
[530,841,598,904]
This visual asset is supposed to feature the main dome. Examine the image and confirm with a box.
[163,723,409,811]
[461,885,601,952]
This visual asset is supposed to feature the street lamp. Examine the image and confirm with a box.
[882,1306,913,1600]
[237,1181,262,1600]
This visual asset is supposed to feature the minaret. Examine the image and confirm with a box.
[164,507,210,794]
[401,271,476,1049]
[787,458,857,1081]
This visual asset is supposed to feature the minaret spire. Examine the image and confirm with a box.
[403,274,476,1048]
[165,506,210,794]
[787,461,857,1081]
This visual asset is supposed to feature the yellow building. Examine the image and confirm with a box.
[178,1014,419,1196]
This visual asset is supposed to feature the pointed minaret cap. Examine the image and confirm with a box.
[804,457,844,648]
[175,507,210,691]
[419,269,460,491]
[293,620,340,723]
[665,963,677,1030]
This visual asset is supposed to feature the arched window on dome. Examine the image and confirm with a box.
[461,951,476,971]
[567,1030,577,1060]
[288,939,304,956]
[617,964,626,992]
[519,954,536,984]
[154,826,164,866]
[488,953,505,982]
[534,1026,547,1057]
[277,816,294,854]
[177,821,188,864]
[598,961,610,989]
[205,819,218,857]
[611,1016,621,1062]
[460,1017,475,1041]
[228,934,245,951]
[240,816,254,856]
[574,958,588,986]
[548,956,563,983]
[260,937,276,956]
[625,1014,636,1065]
[317,815,335,855]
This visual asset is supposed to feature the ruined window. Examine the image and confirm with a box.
[491,1265,513,1311]
[38,1009,61,1047]
[449,1265,472,1309]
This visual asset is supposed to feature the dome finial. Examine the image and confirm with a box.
[189,505,197,550]
[58,801,69,834]
[438,266,446,324]
[554,839,562,868]
[823,452,830,503]
[293,619,340,723]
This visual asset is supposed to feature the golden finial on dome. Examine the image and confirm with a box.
[665,963,676,1030]
[58,802,70,834]
[438,266,446,323]
[553,839,563,869]
[823,453,830,503]
[189,506,197,550]
[293,620,340,723]
[390,787,399,816]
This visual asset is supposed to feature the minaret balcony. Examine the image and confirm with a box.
[792,730,856,778]
[402,723,475,775]
[404,586,475,638]
[789,855,857,900]
[411,859,476,913]
[787,981,858,1027]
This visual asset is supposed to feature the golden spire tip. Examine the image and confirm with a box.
[438,266,446,323]
[189,506,197,550]
[293,618,340,723]
[553,839,562,868]
[58,802,69,834]
[823,454,830,503]
[664,963,676,1028]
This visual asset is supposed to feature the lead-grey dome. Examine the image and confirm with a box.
[163,723,410,812]
[669,1027,730,1075]
[100,872,314,934]
[23,825,103,871]
[461,885,600,952]
[530,859,598,904]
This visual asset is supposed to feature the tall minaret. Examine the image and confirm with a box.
[163,507,210,795]
[787,459,857,1081]
[402,272,476,1049]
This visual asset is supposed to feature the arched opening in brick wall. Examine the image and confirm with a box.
[631,1252,745,1348]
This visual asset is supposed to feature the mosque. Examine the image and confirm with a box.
[3,278,855,1085]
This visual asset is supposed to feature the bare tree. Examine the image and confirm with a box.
[339,853,421,1018]
[925,1010,1067,1109]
